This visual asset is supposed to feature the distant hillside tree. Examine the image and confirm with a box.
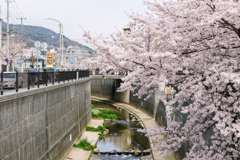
[1,21,95,53]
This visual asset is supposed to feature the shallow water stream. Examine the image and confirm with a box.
[92,101,152,160]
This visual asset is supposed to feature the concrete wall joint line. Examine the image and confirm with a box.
[47,109,91,153]
[77,108,92,123]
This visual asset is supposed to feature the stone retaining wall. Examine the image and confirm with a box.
[0,79,91,160]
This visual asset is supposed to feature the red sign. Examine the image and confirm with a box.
[5,58,9,63]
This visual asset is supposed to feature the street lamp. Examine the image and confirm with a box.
[44,18,64,68]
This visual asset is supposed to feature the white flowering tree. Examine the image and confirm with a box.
[84,0,240,159]
[0,39,25,60]
[0,39,25,70]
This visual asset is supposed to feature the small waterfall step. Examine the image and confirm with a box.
[140,155,153,160]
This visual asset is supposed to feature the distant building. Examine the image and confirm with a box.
[66,45,91,59]
[24,56,45,69]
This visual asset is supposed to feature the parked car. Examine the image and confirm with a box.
[0,72,23,88]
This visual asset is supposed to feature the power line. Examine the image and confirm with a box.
[11,3,21,18]
[9,11,18,24]
[9,7,18,19]
[13,1,24,17]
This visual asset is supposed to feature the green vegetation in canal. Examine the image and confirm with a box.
[73,138,95,150]
[88,151,93,160]
[92,109,118,120]
[103,122,108,127]
[91,106,99,110]
[86,125,105,133]
[98,133,105,140]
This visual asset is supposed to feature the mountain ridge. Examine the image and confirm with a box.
[1,21,93,52]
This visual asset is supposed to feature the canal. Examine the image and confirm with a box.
[92,101,152,160]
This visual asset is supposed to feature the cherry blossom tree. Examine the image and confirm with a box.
[83,0,240,159]
[0,39,25,71]
[64,62,71,69]
[0,39,25,60]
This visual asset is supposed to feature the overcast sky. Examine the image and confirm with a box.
[0,0,148,47]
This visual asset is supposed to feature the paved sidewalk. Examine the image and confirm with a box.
[91,96,176,160]
[65,119,104,160]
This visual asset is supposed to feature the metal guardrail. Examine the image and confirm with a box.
[0,70,90,95]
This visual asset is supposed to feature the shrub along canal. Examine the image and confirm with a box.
[92,101,152,160]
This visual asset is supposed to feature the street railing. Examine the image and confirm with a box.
[0,70,90,95]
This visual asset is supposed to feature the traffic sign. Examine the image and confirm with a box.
[34,50,41,55]
[34,41,41,48]
[5,58,9,63]
[71,62,73,64]
[41,42,48,49]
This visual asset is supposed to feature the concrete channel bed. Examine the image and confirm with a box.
[91,96,176,160]
[65,96,176,160]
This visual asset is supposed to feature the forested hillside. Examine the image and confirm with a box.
[1,21,93,52]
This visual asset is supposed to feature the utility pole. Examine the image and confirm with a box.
[61,28,64,69]
[32,51,33,67]
[69,47,71,70]
[6,0,9,72]
[17,17,27,41]
[0,5,2,72]
[17,17,26,72]
[74,42,76,68]
[0,5,2,47]
[59,24,61,68]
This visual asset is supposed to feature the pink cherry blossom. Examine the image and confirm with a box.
[82,0,240,159]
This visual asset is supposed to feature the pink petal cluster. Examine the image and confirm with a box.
[83,0,240,159]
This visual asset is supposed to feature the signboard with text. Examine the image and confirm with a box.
[165,87,174,94]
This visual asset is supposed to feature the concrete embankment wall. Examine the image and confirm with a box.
[91,76,189,160]
[91,76,162,121]
[0,79,91,160]
[91,77,116,100]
